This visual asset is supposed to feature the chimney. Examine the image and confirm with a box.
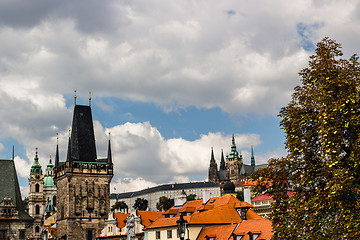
[174,194,187,207]
[203,191,210,204]
[244,188,251,204]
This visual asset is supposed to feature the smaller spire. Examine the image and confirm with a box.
[74,90,77,105]
[66,131,72,162]
[12,145,14,160]
[55,133,59,167]
[107,132,112,164]
[220,149,226,170]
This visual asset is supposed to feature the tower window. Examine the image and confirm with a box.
[53,196,56,207]
[35,183,40,192]
[35,205,40,215]
[35,226,40,233]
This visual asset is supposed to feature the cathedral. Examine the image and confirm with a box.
[208,134,267,183]
[54,103,113,240]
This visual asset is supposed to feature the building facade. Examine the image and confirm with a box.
[54,104,113,240]
[208,135,267,183]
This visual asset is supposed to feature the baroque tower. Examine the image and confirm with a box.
[28,149,46,238]
[54,103,113,240]
[43,154,57,208]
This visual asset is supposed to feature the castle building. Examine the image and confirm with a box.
[54,103,113,240]
[208,134,267,183]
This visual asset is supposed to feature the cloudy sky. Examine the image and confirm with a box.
[1,0,359,197]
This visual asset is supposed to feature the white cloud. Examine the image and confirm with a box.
[20,186,29,199]
[111,177,157,193]
[92,122,262,184]
[1,0,359,117]
[14,156,32,178]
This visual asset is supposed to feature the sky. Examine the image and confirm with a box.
[1,0,360,198]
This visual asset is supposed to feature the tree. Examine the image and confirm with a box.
[186,194,196,201]
[111,201,128,211]
[133,198,148,210]
[253,38,360,239]
[156,196,174,211]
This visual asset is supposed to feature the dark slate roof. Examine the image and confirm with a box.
[68,105,97,162]
[0,159,33,221]
[110,182,220,200]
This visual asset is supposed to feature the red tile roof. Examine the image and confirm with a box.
[233,218,273,240]
[147,195,263,229]
[114,211,163,229]
[196,224,237,240]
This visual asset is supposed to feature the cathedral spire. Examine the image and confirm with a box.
[229,133,239,158]
[220,149,226,170]
[210,147,215,162]
[107,132,112,164]
[251,146,255,169]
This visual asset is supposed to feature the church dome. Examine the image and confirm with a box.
[43,176,55,187]
[223,181,235,194]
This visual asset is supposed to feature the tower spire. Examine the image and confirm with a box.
[107,132,112,164]
[74,90,77,105]
[230,133,239,158]
[220,149,226,170]
[251,146,255,169]
[55,133,59,167]
[66,129,72,162]
[30,148,42,174]
[210,147,215,162]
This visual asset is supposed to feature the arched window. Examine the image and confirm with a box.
[35,226,40,233]
[35,183,40,192]
[53,196,56,207]
[35,205,40,215]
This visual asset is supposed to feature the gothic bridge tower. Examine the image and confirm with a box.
[54,102,113,240]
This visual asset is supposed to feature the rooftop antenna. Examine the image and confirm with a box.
[56,133,59,144]
[89,91,92,107]
[74,90,77,105]
[12,145,14,160]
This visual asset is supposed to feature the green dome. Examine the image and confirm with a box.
[30,151,42,174]
[43,176,55,187]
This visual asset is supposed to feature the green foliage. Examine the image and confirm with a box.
[253,38,360,239]
[236,191,244,201]
[156,196,174,211]
[111,201,128,211]
[133,198,148,210]
[186,194,197,201]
